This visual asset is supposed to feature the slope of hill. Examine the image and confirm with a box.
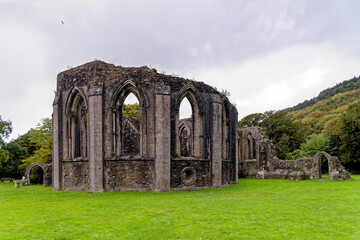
[286,76,360,112]
[289,88,360,135]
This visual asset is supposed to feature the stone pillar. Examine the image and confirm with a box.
[52,92,62,191]
[88,85,104,193]
[211,95,222,188]
[233,109,239,184]
[154,83,171,192]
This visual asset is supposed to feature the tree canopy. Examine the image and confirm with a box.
[123,103,140,118]
[339,100,360,165]
[0,116,12,146]
[259,110,308,159]
[238,113,265,129]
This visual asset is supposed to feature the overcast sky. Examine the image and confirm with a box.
[1,0,360,139]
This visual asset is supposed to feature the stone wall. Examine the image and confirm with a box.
[122,117,140,156]
[104,160,154,191]
[170,159,211,189]
[62,161,89,191]
[52,60,238,192]
[222,161,234,185]
[239,127,351,181]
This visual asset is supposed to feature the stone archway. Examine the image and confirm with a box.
[22,163,52,187]
[311,151,351,180]
[312,151,331,179]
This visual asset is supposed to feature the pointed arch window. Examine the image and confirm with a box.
[176,90,203,158]
[245,133,256,160]
[112,84,145,158]
[67,90,87,159]
[222,104,230,160]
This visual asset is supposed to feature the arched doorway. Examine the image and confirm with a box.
[312,151,332,179]
[30,166,44,184]
[23,163,52,187]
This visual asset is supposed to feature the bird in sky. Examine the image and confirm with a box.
[61,20,64,24]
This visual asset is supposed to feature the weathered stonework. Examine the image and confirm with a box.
[52,60,238,192]
[170,159,211,189]
[122,117,140,156]
[104,160,154,191]
[239,127,351,181]
[22,163,52,187]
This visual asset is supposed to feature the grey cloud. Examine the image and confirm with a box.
[1,0,360,137]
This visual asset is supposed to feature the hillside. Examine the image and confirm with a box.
[286,76,360,112]
[289,88,360,135]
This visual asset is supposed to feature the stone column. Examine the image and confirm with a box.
[154,82,171,192]
[52,92,62,191]
[211,95,222,188]
[233,108,239,184]
[88,85,104,193]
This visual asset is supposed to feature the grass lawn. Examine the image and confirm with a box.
[1,176,360,240]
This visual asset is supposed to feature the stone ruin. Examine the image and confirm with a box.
[238,126,351,180]
[24,61,351,191]
[51,60,239,192]
[22,162,52,187]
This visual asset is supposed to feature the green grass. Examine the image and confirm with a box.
[1,177,360,240]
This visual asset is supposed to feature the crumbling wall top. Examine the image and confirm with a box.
[56,60,220,97]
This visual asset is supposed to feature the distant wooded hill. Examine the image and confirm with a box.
[285,76,360,112]
[287,80,360,135]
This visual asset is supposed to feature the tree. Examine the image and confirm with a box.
[14,132,37,157]
[27,118,52,147]
[238,113,265,128]
[339,100,360,169]
[123,103,140,118]
[296,134,328,158]
[20,118,53,172]
[260,110,307,159]
[2,142,27,178]
[326,134,341,157]
[0,116,13,177]
[0,116,12,146]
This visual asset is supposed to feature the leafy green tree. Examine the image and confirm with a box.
[2,142,27,178]
[20,118,53,172]
[326,134,341,157]
[297,134,329,158]
[27,118,52,148]
[0,147,9,177]
[0,116,12,146]
[0,116,13,177]
[123,103,140,118]
[14,132,37,157]
[238,113,265,128]
[339,100,360,168]
[260,110,307,159]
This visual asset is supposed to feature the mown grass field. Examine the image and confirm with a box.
[1,176,360,240]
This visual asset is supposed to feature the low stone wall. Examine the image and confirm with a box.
[272,158,313,177]
[239,127,351,181]
[170,159,210,189]
[256,169,308,181]
[242,159,259,177]
[104,159,154,191]
[222,161,234,185]
[63,161,89,191]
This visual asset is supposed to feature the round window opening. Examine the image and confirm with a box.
[181,167,197,186]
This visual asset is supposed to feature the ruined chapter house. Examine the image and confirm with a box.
[52,61,239,192]
[40,61,350,192]
[238,127,351,181]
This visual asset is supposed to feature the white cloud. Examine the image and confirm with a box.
[190,42,360,119]
[1,0,360,139]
